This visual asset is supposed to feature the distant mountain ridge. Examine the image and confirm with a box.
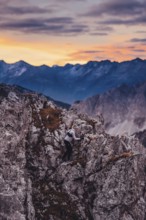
[0,58,146,103]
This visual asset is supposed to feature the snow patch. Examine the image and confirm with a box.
[8,65,27,77]
[14,67,27,76]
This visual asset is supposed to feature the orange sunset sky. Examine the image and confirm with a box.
[0,0,146,66]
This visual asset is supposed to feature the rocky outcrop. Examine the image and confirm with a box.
[0,84,146,220]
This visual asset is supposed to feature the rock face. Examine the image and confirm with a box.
[0,84,146,220]
[73,83,146,136]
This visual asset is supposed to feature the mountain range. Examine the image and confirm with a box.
[1,58,146,136]
[0,58,146,104]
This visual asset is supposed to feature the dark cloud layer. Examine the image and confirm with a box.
[0,0,89,36]
[84,0,146,17]
[54,0,86,1]
[99,15,146,26]
[0,0,52,15]
[91,32,108,36]
[80,50,104,54]
[1,0,146,37]
[0,5,52,14]
[0,17,88,35]
[133,49,146,52]
[130,38,146,42]
[83,0,146,27]
[95,26,114,32]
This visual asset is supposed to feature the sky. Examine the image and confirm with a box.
[0,0,146,66]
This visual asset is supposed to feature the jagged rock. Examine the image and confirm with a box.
[0,84,146,220]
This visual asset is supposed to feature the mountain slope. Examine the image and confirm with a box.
[0,84,146,220]
[73,82,146,136]
[0,58,146,103]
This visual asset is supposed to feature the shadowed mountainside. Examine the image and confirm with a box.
[0,58,146,103]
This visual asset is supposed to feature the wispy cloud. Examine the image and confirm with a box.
[91,26,114,35]
[136,31,146,33]
[91,32,108,36]
[130,38,146,42]
[68,49,106,61]
[54,0,86,2]
[78,50,104,54]
[95,26,114,32]
[133,49,146,52]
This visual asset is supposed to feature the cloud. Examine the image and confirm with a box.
[99,14,146,26]
[0,5,52,14]
[69,49,104,59]
[136,31,146,33]
[82,0,146,27]
[133,49,146,52]
[0,17,88,35]
[79,50,104,54]
[0,0,90,36]
[91,25,114,35]
[99,18,132,25]
[0,0,53,16]
[84,0,146,17]
[130,38,146,42]
[0,0,12,5]
[96,26,114,32]
[91,32,108,36]
[44,17,73,24]
[53,0,86,2]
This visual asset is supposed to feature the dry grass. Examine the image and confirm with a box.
[109,151,134,162]
[40,107,62,132]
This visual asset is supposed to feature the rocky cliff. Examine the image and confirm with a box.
[0,84,146,220]
[73,83,146,137]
